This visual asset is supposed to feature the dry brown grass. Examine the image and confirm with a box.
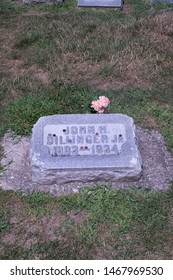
[1,1,173,260]
[1,5,173,91]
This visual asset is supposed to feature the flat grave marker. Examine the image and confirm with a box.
[77,0,123,8]
[30,114,142,185]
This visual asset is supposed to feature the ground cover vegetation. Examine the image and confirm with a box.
[0,0,173,259]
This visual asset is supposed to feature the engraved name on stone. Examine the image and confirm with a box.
[30,114,142,185]
[43,123,126,157]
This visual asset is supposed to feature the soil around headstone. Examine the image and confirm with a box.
[1,126,173,196]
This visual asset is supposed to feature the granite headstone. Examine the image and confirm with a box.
[30,114,142,185]
[78,0,123,8]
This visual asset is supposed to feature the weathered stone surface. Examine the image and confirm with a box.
[1,126,173,195]
[30,114,142,185]
[23,0,64,4]
[78,0,123,7]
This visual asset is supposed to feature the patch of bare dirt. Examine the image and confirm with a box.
[10,89,18,98]
[0,202,66,250]
[52,52,151,89]
[67,210,88,225]
[7,59,25,76]
[144,115,158,130]
[30,65,50,84]
[4,59,50,85]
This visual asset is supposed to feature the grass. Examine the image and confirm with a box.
[0,186,173,259]
[0,0,173,259]
[0,206,11,233]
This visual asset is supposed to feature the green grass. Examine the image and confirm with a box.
[0,206,11,233]
[2,83,100,135]
[0,0,173,259]
[0,187,173,259]
[2,84,173,151]
[23,191,57,216]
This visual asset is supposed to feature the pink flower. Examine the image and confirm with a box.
[99,96,110,107]
[91,96,110,113]
[91,100,104,113]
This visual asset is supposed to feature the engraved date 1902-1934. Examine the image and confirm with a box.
[49,144,119,156]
